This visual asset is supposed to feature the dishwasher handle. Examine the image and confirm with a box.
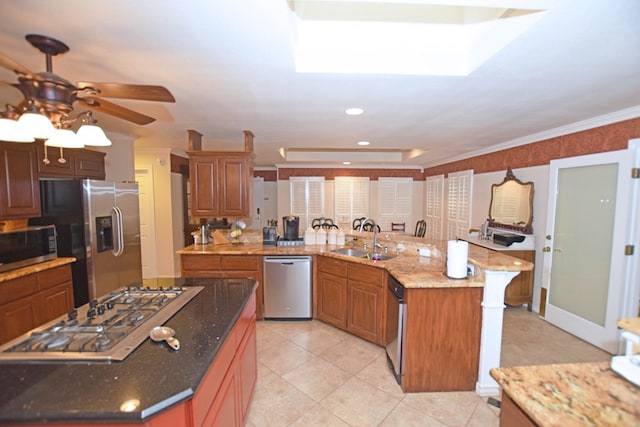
[264,256,312,264]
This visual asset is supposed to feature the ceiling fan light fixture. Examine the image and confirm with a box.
[0,117,35,143]
[17,110,55,140]
[77,123,112,146]
[45,128,84,149]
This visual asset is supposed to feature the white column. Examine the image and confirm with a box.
[476,269,519,396]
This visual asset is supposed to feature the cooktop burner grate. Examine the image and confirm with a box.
[0,285,203,362]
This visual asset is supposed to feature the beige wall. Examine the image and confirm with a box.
[135,148,185,278]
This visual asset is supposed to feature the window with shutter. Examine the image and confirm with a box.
[334,177,369,229]
[289,177,324,230]
[446,170,473,240]
[377,177,412,231]
[425,174,444,240]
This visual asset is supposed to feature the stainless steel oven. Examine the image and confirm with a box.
[0,225,57,273]
[386,274,406,384]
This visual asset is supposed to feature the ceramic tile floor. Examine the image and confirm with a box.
[247,306,611,427]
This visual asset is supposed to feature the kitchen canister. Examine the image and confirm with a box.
[316,228,326,245]
[446,239,469,279]
[327,228,337,245]
[304,226,316,245]
[337,229,346,246]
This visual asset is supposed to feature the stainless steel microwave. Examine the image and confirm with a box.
[0,225,57,273]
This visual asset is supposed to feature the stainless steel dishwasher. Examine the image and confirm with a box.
[263,256,312,319]
[386,274,406,384]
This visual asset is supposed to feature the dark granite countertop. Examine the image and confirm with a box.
[0,277,257,424]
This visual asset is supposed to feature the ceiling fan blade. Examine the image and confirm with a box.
[77,82,175,103]
[78,96,156,125]
[0,52,36,78]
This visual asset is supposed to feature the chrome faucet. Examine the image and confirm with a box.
[359,218,382,252]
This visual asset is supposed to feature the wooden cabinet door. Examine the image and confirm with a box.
[36,282,74,326]
[0,295,38,344]
[0,142,40,218]
[74,149,106,179]
[218,156,249,217]
[237,320,257,425]
[347,280,383,345]
[317,271,347,329]
[190,155,220,217]
[504,250,535,310]
[37,143,74,177]
[204,362,241,427]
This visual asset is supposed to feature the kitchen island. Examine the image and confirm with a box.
[0,277,258,426]
[179,232,533,395]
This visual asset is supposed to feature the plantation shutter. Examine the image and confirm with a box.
[447,170,473,240]
[425,174,444,240]
[334,176,369,229]
[377,177,412,231]
[289,176,324,230]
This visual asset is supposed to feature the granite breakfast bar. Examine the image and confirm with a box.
[179,232,534,395]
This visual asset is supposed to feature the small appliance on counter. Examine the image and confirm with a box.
[282,215,300,240]
[278,215,304,246]
[611,320,640,387]
[263,226,277,246]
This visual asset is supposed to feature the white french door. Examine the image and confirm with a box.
[542,149,635,353]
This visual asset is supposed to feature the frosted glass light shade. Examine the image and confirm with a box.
[17,112,55,139]
[0,117,35,142]
[45,128,84,148]
[77,124,112,146]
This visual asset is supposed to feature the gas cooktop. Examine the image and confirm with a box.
[0,285,203,362]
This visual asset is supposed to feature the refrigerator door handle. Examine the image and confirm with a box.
[112,206,125,257]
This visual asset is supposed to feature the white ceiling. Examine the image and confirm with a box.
[0,0,639,168]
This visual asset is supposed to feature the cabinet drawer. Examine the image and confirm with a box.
[317,256,347,277]
[348,263,384,287]
[37,265,72,290]
[220,256,260,272]
[0,275,38,305]
[181,255,221,273]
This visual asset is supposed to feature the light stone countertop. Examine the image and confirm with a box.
[178,235,533,289]
[618,317,640,336]
[490,362,640,426]
[0,257,76,283]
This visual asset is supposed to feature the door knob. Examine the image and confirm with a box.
[546,235,552,240]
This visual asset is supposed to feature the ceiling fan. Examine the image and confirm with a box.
[0,33,175,145]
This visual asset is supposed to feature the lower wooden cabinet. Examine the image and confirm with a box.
[0,264,74,345]
[503,250,535,310]
[499,393,537,427]
[181,254,263,319]
[402,286,483,392]
[316,256,386,346]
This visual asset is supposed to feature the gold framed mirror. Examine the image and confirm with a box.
[488,168,534,234]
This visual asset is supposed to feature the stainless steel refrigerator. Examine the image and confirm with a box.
[83,180,142,301]
[33,179,142,306]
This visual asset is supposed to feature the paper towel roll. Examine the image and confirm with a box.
[447,240,469,279]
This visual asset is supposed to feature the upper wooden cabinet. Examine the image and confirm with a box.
[0,142,41,218]
[189,151,253,218]
[36,142,106,180]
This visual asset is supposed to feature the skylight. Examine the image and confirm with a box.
[289,0,551,76]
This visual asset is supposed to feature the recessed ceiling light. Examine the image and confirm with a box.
[343,161,351,165]
[357,141,370,146]
[345,108,364,116]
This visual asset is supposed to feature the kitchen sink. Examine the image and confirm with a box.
[331,248,396,261]
[367,253,395,261]
[331,248,368,257]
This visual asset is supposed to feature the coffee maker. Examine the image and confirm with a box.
[282,216,300,240]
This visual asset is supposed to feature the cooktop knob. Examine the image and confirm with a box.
[106,301,115,310]
[87,307,97,318]
[67,309,78,321]
[89,299,98,308]
[97,304,106,315]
